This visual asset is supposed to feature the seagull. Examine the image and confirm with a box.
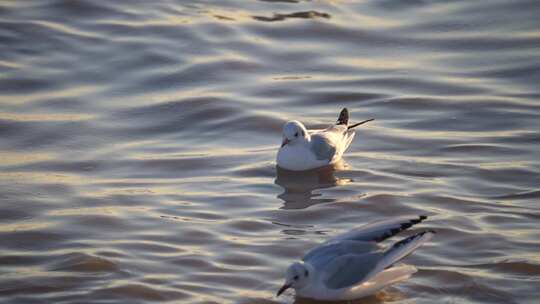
[276,108,373,171]
[276,215,435,301]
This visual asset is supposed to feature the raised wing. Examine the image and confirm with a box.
[303,240,378,270]
[381,230,434,269]
[323,252,383,289]
[328,215,428,244]
[322,231,434,290]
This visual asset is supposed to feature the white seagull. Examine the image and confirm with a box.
[276,108,373,171]
[276,215,435,301]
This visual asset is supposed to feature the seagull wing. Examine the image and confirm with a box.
[373,230,435,274]
[327,215,429,244]
[310,134,336,161]
[303,240,378,270]
[310,125,349,161]
[323,252,383,289]
[322,231,434,290]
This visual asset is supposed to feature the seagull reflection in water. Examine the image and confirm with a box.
[275,160,354,209]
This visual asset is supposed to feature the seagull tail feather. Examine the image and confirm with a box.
[347,118,374,130]
[337,108,349,125]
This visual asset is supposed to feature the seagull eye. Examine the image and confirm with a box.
[293,275,299,280]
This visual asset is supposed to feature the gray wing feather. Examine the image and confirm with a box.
[303,240,378,270]
[310,125,350,161]
[328,215,428,243]
[380,231,434,270]
[324,252,383,289]
[358,231,435,284]
[310,134,336,161]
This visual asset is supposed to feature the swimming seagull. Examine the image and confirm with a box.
[276,108,373,171]
[276,215,435,301]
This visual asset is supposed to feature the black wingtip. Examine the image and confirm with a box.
[383,230,435,268]
[337,108,349,125]
[392,233,418,248]
[391,230,434,249]
[410,215,428,225]
[374,215,430,243]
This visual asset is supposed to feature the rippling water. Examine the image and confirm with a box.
[1,0,540,303]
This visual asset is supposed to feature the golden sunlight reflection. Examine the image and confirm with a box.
[0,85,100,104]
[0,61,24,69]
[355,151,531,170]
[336,58,412,70]
[112,88,229,107]
[0,112,95,121]
[338,10,402,28]
[293,288,402,304]
[384,127,533,139]
[31,20,103,39]
[0,172,86,184]
[48,207,129,217]
[0,152,53,165]
[516,31,540,38]
[191,53,253,64]
[0,222,51,233]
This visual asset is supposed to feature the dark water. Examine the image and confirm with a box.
[1,0,540,303]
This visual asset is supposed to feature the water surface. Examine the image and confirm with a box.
[1,0,540,303]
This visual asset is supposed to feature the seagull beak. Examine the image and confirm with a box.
[276,283,291,297]
[281,138,290,147]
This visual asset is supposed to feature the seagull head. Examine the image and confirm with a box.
[281,121,309,147]
[277,261,313,297]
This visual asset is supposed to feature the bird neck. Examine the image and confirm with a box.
[296,263,318,295]
[304,263,317,285]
